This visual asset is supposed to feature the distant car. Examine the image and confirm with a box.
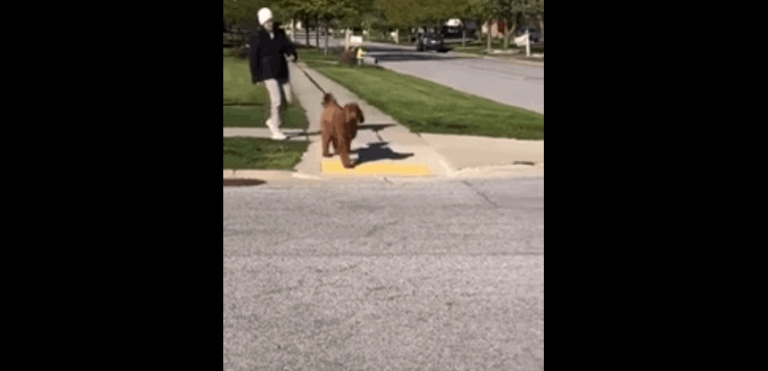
[440,26,475,43]
[416,32,445,51]
[515,27,540,43]
[441,26,462,39]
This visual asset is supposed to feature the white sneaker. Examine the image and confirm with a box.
[271,131,288,141]
[265,118,275,130]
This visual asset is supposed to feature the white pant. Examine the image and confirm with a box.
[264,79,292,132]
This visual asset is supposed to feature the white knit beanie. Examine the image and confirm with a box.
[257,8,273,26]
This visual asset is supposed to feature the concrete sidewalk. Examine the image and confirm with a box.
[223,127,310,141]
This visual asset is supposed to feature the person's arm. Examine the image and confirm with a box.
[249,34,262,83]
[280,30,298,62]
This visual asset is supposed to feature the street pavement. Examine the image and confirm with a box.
[291,34,544,114]
[223,176,544,371]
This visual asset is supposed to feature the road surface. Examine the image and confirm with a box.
[224,177,544,371]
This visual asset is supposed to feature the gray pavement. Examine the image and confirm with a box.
[223,176,544,371]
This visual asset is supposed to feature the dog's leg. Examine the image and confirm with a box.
[338,137,354,169]
[349,119,358,141]
[321,120,333,157]
[330,136,339,155]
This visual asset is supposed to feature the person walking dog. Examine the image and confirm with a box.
[249,7,298,140]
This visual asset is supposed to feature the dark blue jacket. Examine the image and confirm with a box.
[249,27,297,83]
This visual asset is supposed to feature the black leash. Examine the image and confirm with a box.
[289,61,324,141]
[292,61,326,94]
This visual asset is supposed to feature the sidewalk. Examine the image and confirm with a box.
[224,60,544,182]
[223,127,309,141]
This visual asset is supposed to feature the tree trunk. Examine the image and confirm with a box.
[305,17,310,47]
[395,29,399,44]
[538,17,544,41]
[477,20,483,42]
[462,25,466,47]
[504,18,517,50]
[315,15,320,48]
[503,22,509,50]
[324,21,329,56]
[290,18,296,42]
[487,21,491,50]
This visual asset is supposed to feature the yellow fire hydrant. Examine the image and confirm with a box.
[356,47,366,66]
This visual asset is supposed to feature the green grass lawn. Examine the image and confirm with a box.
[223,137,309,170]
[223,51,309,129]
[297,45,342,63]
[299,48,543,140]
[223,49,310,170]
[222,105,308,128]
[223,54,269,105]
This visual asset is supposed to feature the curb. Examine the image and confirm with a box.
[448,51,544,67]
[223,170,298,180]
[321,160,431,176]
[223,165,543,182]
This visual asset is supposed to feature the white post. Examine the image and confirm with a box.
[525,28,530,57]
[345,28,350,51]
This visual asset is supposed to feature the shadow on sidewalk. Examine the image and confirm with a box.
[354,142,414,165]
[358,123,396,132]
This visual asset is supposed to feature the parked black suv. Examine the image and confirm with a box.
[415,32,445,51]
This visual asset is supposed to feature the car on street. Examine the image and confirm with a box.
[416,32,445,51]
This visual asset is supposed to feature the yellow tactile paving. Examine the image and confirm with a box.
[321,159,431,176]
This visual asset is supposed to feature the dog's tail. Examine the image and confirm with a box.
[322,93,335,106]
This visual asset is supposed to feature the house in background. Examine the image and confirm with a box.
[481,16,543,40]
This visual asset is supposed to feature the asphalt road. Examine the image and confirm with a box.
[290,34,544,114]
[224,177,544,371]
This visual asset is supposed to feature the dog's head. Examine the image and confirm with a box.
[344,103,364,125]
[322,93,337,108]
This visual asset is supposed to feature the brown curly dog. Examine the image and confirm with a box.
[320,93,365,168]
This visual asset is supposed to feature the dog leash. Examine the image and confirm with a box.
[292,61,326,94]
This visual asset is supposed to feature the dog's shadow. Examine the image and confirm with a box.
[352,142,414,165]
[357,123,396,133]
